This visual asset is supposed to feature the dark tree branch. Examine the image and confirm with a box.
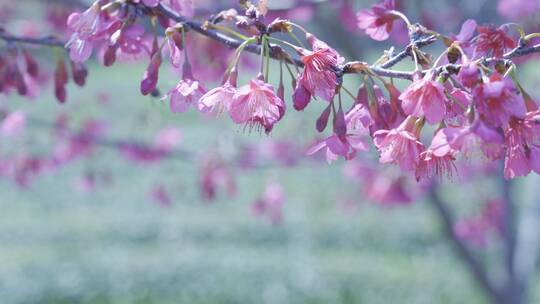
[379,34,438,69]
[0,32,64,47]
[1,2,540,82]
[428,183,502,304]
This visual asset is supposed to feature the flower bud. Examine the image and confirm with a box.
[71,61,88,87]
[103,46,117,67]
[23,49,39,78]
[55,58,68,103]
[333,103,347,142]
[293,82,311,111]
[140,53,162,96]
[316,103,332,132]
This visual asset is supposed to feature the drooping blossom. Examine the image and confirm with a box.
[444,121,505,161]
[251,182,285,225]
[198,70,237,115]
[165,25,184,68]
[293,34,341,106]
[229,76,285,134]
[446,89,472,123]
[65,2,122,62]
[473,26,516,58]
[503,111,540,179]
[357,0,398,41]
[473,73,526,127]
[307,102,371,163]
[163,64,206,113]
[373,116,425,171]
[416,129,458,181]
[399,73,447,124]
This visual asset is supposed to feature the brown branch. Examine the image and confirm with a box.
[428,183,502,304]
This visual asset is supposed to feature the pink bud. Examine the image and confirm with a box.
[103,46,117,67]
[55,58,68,103]
[71,61,88,87]
[316,103,332,132]
[140,53,162,96]
[293,82,311,111]
[23,49,39,78]
[334,103,347,141]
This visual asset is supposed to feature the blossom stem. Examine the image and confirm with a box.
[524,33,540,42]
[260,35,267,80]
[287,21,308,34]
[225,37,257,75]
[265,36,271,81]
[389,10,412,29]
[432,49,449,68]
[207,24,249,41]
[287,31,305,48]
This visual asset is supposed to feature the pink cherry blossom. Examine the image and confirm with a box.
[294,34,341,103]
[164,66,206,113]
[416,129,458,181]
[473,26,516,58]
[373,117,425,171]
[357,0,397,41]
[229,77,285,134]
[503,111,540,179]
[474,73,526,127]
[399,74,447,124]
[198,79,237,115]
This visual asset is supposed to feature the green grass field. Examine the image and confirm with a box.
[0,61,539,304]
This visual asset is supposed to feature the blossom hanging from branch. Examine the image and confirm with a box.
[1,0,540,182]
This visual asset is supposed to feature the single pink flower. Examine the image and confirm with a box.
[306,134,365,164]
[229,77,285,134]
[503,112,540,178]
[373,117,425,171]
[357,0,397,41]
[65,2,122,62]
[473,26,516,58]
[164,66,206,113]
[198,71,238,115]
[445,120,505,160]
[399,74,447,124]
[165,27,184,68]
[474,73,526,127]
[416,129,458,181]
[294,34,341,104]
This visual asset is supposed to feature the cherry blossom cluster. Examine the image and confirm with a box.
[2,0,540,182]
